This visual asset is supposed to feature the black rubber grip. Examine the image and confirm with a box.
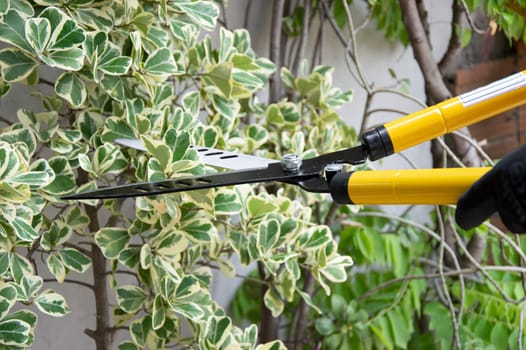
[362,126,394,161]
[329,172,353,204]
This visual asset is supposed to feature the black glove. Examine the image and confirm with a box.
[456,145,526,233]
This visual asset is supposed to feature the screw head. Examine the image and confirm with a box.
[324,163,343,182]
[281,154,302,172]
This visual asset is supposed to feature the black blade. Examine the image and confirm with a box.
[62,145,367,200]
[62,163,316,200]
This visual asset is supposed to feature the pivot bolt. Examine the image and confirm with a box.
[325,163,343,183]
[281,154,302,172]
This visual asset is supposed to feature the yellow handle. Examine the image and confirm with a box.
[346,167,491,205]
[384,71,526,153]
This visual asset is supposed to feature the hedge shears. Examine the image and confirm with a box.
[63,71,526,206]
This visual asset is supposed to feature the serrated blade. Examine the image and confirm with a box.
[115,138,277,170]
[61,162,318,200]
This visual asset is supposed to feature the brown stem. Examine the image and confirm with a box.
[269,0,286,102]
[291,271,314,350]
[85,204,113,350]
[292,0,311,76]
[258,262,279,342]
[399,0,450,103]
[438,0,463,74]
[77,168,112,350]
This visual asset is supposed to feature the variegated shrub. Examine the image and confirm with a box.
[0,0,356,349]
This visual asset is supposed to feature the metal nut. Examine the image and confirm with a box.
[281,154,302,172]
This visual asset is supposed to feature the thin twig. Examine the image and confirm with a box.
[43,278,94,290]
[459,0,487,35]
[356,268,480,303]
[436,207,462,349]
[341,0,371,92]
[451,130,494,165]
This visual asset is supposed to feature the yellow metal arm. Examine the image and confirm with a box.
[363,71,526,160]
[330,168,491,205]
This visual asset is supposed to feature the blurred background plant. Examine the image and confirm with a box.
[1,0,526,349]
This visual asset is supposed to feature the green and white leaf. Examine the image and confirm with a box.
[0,319,31,347]
[55,72,87,107]
[35,290,70,316]
[95,228,131,259]
[0,48,38,82]
[143,48,178,76]
[116,285,147,314]
[57,248,91,273]
[25,17,50,54]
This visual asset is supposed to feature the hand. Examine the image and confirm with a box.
[455,145,526,233]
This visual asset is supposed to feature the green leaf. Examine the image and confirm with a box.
[182,218,216,243]
[203,62,233,98]
[7,170,52,187]
[302,226,332,250]
[47,254,66,283]
[93,143,128,175]
[99,56,132,75]
[40,7,85,50]
[173,302,204,320]
[9,253,33,283]
[139,244,151,269]
[64,206,90,231]
[152,295,166,330]
[320,256,353,283]
[95,227,131,259]
[0,48,38,82]
[0,1,9,16]
[19,275,43,301]
[25,17,50,54]
[0,319,30,346]
[255,341,287,350]
[214,189,242,215]
[232,54,259,70]
[0,252,9,278]
[257,219,280,254]
[280,67,295,89]
[44,156,75,195]
[461,28,472,48]
[143,48,178,76]
[205,316,231,346]
[182,91,200,117]
[35,290,70,316]
[118,341,140,350]
[130,317,151,347]
[43,48,84,71]
[102,117,135,142]
[0,297,14,321]
[247,196,278,219]
[41,222,70,251]
[171,1,219,30]
[141,136,171,171]
[55,72,87,107]
[211,93,239,119]
[116,285,147,313]
[58,248,91,273]
[12,217,39,241]
[491,322,510,347]
[315,317,336,336]
[263,288,284,317]
[0,10,33,53]
[100,75,127,101]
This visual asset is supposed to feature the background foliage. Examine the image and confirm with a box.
[1,0,526,349]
